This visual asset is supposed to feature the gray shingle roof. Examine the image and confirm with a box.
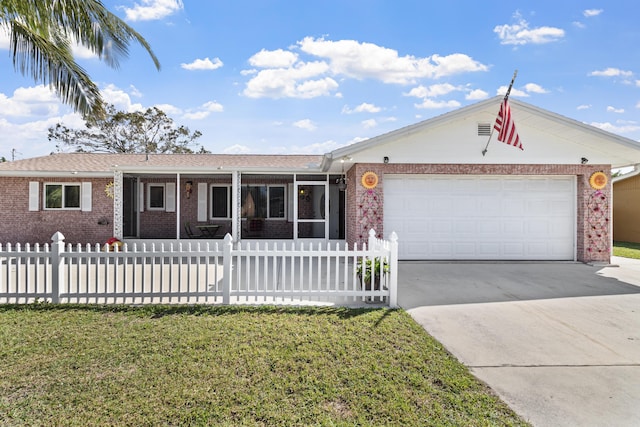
[0,153,325,175]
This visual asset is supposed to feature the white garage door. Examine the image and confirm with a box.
[383,175,575,260]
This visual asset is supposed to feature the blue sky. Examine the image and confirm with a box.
[1,0,639,160]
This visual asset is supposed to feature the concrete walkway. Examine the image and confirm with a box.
[400,257,640,427]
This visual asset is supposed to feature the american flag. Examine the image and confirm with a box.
[494,99,523,150]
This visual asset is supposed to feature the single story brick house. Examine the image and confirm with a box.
[2,96,640,263]
[613,166,640,243]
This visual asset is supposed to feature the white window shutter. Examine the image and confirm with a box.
[165,182,176,212]
[81,182,92,211]
[29,182,39,211]
[287,183,294,222]
[197,183,208,222]
[139,182,144,212]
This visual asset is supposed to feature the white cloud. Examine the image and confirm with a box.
[572,21,586,29]
[414,99,461,109]
[223,144,252,154]
[153,103,182,115]
[181,57,223,71]
[71,42,98,59]
[577,104,592,110]
[405,83,459,98]
[182,111,209,120]
[583,9,603,17]
[129,85,143,98]
[123,0,183,21]
[523,83,549,94]
[637,101,640,109]
[466,89,489,100]
[293,119,317,131]
[243,61,338,99]
[496,86,529,97]
[248,49,298,68]
[242,37,488,99]
[298,37,487,83]
[0,28,9,49]
[101,84,143,112]
[0,85,61,118]
[590,121,640,134]
[181,101,224,120]
[607,106,625,113]
[203,101,223,112]
[494,14,565,45]
[341,102,381,114]
[589,68,633,78]
[288,140,343,154]
[362,119,377,129]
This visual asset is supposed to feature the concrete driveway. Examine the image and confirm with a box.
[400,257,640,427]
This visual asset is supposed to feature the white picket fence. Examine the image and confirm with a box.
[0,230,398,307]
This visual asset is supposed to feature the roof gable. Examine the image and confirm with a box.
[327,96,640,169]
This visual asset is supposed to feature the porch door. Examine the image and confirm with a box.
[295,182,328,239]
[123,177,138,238]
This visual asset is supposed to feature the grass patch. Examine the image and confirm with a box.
[613,241,640,259]
[0,305,528,426]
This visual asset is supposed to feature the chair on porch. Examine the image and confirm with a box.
[184,222,204,239]
[243,218,264,238]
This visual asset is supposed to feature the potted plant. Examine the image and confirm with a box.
[357,256,390,291]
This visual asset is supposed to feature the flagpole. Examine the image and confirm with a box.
[482,69,518,156]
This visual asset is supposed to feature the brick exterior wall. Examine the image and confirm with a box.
[346,163,612,263]
[0,177,114,245]
[2,165,613,263]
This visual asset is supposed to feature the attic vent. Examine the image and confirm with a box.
[477,123,491,136]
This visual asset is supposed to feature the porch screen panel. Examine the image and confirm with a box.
[241,186,267,218]
[197,183,207,221]
[211,186,229,218]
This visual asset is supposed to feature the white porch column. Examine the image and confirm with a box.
[113,170,123,239]
[232,170,239,240]
[175,173,181,239]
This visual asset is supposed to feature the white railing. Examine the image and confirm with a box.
[0,230,398,307]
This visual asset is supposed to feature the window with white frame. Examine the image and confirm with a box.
[240,185,286,219]
[147,184,165,210]
[210,185,231,219]
[268,186,285,218]
[44,183,81,209]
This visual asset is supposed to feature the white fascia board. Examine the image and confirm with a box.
[112,166,325,174]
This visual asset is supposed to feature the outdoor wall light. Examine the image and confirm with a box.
[383,156,389,164]
[581,157,589,164]
[336,158,348,191]
[185,180,193,198]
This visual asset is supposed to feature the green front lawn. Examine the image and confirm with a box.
[613,241,640,259]
[0,305,529,426]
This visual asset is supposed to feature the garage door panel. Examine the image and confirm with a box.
[384,175,575,260]
[478,221,500,234]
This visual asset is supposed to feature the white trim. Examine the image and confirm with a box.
[28,181,39,211]
[210,184,231,220]
[43,182,82,210]
[197,182,208,221]
[165,182,176,213]
[81,182,92,212]
[147,183,165,211]
[267,184,287,220]
[138,182,144,212]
